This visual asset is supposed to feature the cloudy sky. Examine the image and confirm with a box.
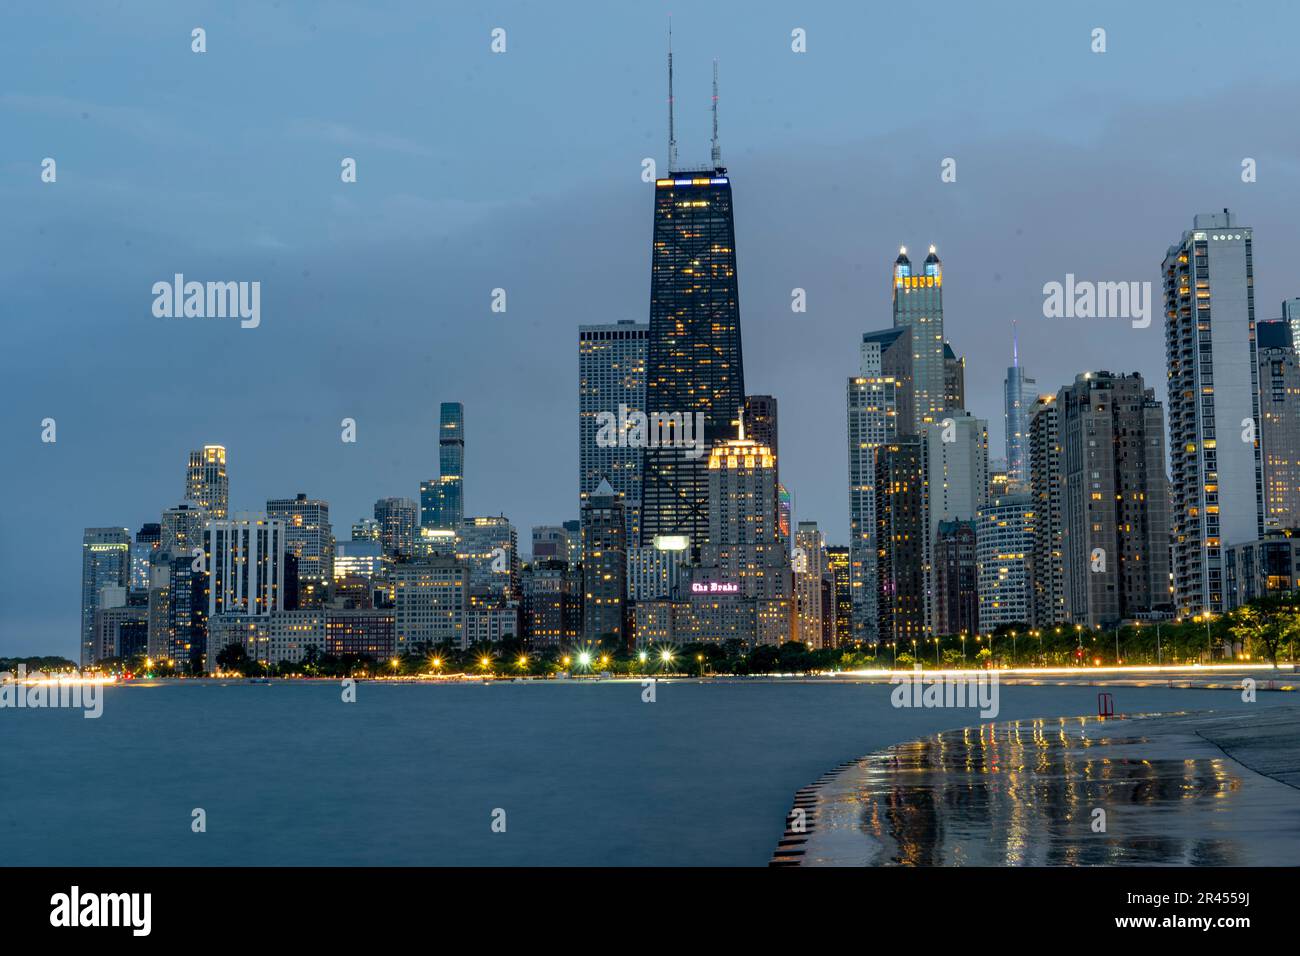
[4,0,1299,656]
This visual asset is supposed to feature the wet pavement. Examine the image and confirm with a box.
[775,707,1300,866]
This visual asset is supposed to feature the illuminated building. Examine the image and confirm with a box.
[185,444,228,519]
[373,497,418,559]
[161,503,207,557]
[465,604,520,646]
[456,515,519,601]
[325,609,396,659]
[204,514,286,633]
[826,545,852,646]
[922,411,988,627]
[522,560,582,648]
[1163,210,1262,615]
[267,493,334,586]
[351,517,381,542]
[627,539,688,602]
[81,527,130,666]
[876,440,928,645]
[1058,371,1170,627]
[581,478,628,646]
[209,609,325,669]
[944,343,965,411]
[848,333,902,642]
[690,423,794,645]
[131,523,160,592]
[579,321,647,544]
[975,494,1034,630]
[641,60,745,552]
[892,246,947,432]
[420,402,465,530]
[93,604,147,662]
[1256,320,1300,529]
[1003,327,1036,489]
[934,520,978,637]
[333,539,384,580]
[1225,532,1300,609]
[393,556,469,653]
[794,521,830,649]
[1027,394,1065,628]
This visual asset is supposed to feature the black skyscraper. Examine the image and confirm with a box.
[640,55,745,551]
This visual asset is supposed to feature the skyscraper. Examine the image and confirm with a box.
[923,411,989,629]
[975,494,1034,631]
[1027,394,1066,628]
[581,477,628,647]
[794,521,829,649]
[204,514,286,623]
[81,527,131,666]
[1057,371,1171,627]
[892,246,946,433]
[267,493,334,587]
[1283,298,1300,357]
[1163,210,1262,615]
[847,331,903,642]
[579,321,647,543]
[421,402,465,530]
[876,440,928,647]
[1003,327,1036,489]
[1256,319,1300,529]
[641,56,744,552]
[826,545,852,647]
[944,343,966,411]
[373,498,418,559]
[934,519,979,637]
[185,445,228,519]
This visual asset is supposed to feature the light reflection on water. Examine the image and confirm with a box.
[854,717,1243,866]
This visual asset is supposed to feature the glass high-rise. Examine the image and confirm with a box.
[1003,330,1035,489]
[1163,210,1262,615]
[81,527,131,666]
[641,167,745,552]
[186,445,228,519]
[892,246,946,433]
[422,403,464,530]
[578,321,647,544]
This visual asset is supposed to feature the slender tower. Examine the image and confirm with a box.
[642,42,745,553]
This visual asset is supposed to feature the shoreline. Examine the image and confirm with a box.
[775,705,1300,866]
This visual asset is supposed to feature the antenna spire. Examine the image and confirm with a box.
[667,18,678,172]
[1012,320,1019,367]
[711,59,721,167]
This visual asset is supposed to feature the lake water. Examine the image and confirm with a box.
[2,678,1291,866]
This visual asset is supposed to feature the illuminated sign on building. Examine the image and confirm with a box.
[691,581,739,595]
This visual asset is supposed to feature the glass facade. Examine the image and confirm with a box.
[642,170,745,551]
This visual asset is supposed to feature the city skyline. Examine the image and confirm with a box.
[8,2,1300,655]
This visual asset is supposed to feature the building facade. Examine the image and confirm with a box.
[1163,210,1262,615]
[579,321,647,544]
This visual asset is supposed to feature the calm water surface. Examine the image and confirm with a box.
[2,678,1287,865]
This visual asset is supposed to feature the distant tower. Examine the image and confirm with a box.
[1003,324,1036,489]
[422,403,465,530]
[581,478,628,648]
[642,47,745,551]
[579,321,647,544]
[186,445,228,519]
[1164,211,1262,615]
[892,246,946,433]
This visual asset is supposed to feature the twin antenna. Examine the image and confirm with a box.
[667,18,721,172]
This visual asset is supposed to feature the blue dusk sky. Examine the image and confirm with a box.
[3,1,1300,656]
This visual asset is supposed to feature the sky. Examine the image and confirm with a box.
[3,0,1300,657]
